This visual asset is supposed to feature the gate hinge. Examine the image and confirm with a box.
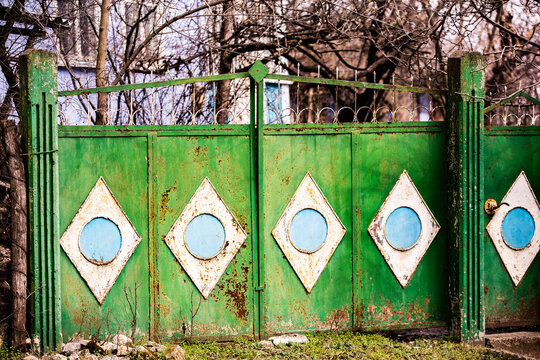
[255,286,264,292]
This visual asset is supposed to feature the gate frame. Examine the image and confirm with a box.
[19,50,492,351]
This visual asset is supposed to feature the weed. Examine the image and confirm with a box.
[180,332,514,360]
[0,343,23,360]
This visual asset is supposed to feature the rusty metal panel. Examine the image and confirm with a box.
[357,128,448,330]
[164,177,248,299]
[261,131,353,335]
[271,172,347,293]
[156,131,254,340]
[367,170,440,288]
[484,127,540,328]
[58,135,150,339]
[59,177,142,304]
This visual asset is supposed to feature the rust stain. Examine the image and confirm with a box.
[366,298,433,326]
[159,180,178,223]
[216,260,250,321]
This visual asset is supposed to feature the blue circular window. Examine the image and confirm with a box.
[185,214,226,259]
[502,207,535,249]
[385,207,422,250]
[79,217,122,264]
[290,208,328,253]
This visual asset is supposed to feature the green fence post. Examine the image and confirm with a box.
[248,60,268,339]
[19,49,60,351]
[447,52,485,343]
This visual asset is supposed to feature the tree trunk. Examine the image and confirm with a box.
[215,0,233,124]
[0,91,27,347]
[95,0,111,125]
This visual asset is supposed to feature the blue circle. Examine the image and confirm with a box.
[185,214,225,259]
[502,207,535,249]
[79,217,122,264]
[384,207,422,250]
[290,208,328,253]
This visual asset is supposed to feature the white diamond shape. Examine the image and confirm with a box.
[60,177,142,304]
[368,170,440,287]
[486,171,540,286]
[164,177,247,298]
[271,172,346,292]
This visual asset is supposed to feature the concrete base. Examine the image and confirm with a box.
[485,332,540,360]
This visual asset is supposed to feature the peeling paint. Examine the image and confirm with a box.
[271,172,346,292]
[368,170,440,287]
[164,177,247,298]
[59,177,142,304]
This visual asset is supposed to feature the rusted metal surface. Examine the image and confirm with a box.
[271,172,346,292]
[164,177,247,299]
[27,54,540,346]
[484,199,498,215]
[368,170,440,287]
[59,177,142,304]
[486,172,540,286]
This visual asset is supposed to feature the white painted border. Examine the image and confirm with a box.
[59,177,142,304]
[164,177,247,298]
[486,171,540,286]
[368,170,440,287]
[271,172,346,292]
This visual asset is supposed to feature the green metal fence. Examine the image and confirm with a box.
[19,50,540,351]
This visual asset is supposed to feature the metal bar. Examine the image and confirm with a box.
[51,94,61,348]
[262,122,445,134]
[351,131,361,328]
[44,93,53,347]
[266,73,447,96]
[58,73,250,97]
[484,91,540,113]
[147,132,159,340]
[58,124,250,136]
[248,78,260,338]
[484,125,540,136]
[256,80,265,338]
[38,99,46,347]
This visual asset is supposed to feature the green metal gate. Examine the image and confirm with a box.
[19,50,540,351]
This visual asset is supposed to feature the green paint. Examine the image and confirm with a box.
[266,73,447,96]
[25,53,540,345]
[484,91,539,114]
[357,131,448,330]
[484,132,540,327]
[20,50,61,351]
[249,78,261,337]
[58,73,250,97]
[156,134,254,340]
[58,136,150,339]
[261,133,353,335]
[248,61,269,83]
[447,53,485,342]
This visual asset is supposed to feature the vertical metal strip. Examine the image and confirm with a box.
[44,92,53,347]
[38,94,47,345]
[351,131,361,328]
[51,96,61,347]
[447,53,485,343]
[477,99,485,335]
[256,80,265,338]
[148,132,159,339]
[248,78,260,338]
[30,102,41,346]
[20,50,59,351]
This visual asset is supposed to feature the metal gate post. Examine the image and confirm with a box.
[447,52,485,343]
[19,49,60,351]
[248,61,268,338]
